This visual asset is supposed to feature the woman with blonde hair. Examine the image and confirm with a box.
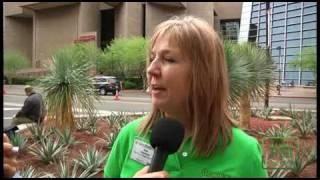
[104,16,268,178]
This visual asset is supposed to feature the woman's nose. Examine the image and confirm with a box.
[147,59,161,77]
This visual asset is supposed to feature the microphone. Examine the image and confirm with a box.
[148,117,185,172]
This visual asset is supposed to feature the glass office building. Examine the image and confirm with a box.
[239,2,317,86]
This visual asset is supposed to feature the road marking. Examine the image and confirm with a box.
[4,103,23,107]
[4,108,21,111]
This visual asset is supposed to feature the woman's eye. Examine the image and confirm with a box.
[164,58,175,63]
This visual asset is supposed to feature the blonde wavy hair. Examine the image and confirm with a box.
[139,16,237,157]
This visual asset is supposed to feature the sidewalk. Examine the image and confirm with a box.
[3,85,317,98]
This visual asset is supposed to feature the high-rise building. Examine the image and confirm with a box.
[3,2,242,74]
[239,2,317,86]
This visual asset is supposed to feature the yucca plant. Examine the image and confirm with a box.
[36,45,99,130]
[8,133,27,151]
[74,147,108,173]
[20,166,37,178]
[28,137,66,164]
[224,41,275,129]
[260,106,273,120]
[259,124,296,145]
[291,110,316,137]
[55,158,99,178]
[54,128,80,147]
[27,124,52,142]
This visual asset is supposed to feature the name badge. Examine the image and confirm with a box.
[130,138,154,166]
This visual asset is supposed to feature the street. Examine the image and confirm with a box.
[3,93,316,129]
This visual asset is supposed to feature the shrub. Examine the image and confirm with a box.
[27,125,53,142]
[54,128,80,147]
[73,147,108,173]
[8,133,27,151]
[55,158,99,178]
[28,138,66,164]
[11,76,36,85]
[291,110,316,137]
[124,80,138,89]
[258,124,296,145]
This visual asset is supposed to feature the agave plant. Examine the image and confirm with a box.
[283,143,310,176]
[27,124,52,142]
[55,158,99,178]
[224,40,275,129]
[260,106,273,120]
[36,45,99,130]
[28,137,66,164]
[54,128,80,147]
[259,124,296,145]
[291,110,316,137]
[8,133,27,151]
[20,166,37,178]
[74,147,109,173]
[269,162,291,178]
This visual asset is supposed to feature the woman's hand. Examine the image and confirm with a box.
[3,133,18,178]
[133,166,169,178]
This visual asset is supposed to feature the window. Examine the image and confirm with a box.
[259,23,266,29]
[286,39,300,47]
[303,38,316,46]
[252,11,259,18]
[303,2,317,7]
[303,22,316,30]
[287,24,301,32]
[272,34,284,41]
[287,17,300,25]
[273,13,285,20]
[303,30,316,38]
[272,48,283,56]
[272,5,285,13]
[259,36,266,43]
[303,14,316,23]
[220,19,240,41]
[303,6,316,15]
[287,2,301,11]
[252,4,260,11]
[285,71,299,80]
[273,19,285,27]
[260,16,266,23]
[286,47,300,55]
[287,9,301,18]
[301,72,314,80]
[260,9,266,16]
[259,29,266,36]
[273,2,286,7]
[258,43,266,48]
[251,17,258,24]
[271,41,284,48]
[287,32,301,40]
[286,55,298,62]
[272,26,284,34]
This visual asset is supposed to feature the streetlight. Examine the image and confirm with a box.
[276,46,281,95]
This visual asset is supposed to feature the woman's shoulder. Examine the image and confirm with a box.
[231,127,260,148]
[118,115,146,136]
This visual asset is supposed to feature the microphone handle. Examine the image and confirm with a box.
[148,147,168,172]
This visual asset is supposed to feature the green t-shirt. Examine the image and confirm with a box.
[104,116,268,178]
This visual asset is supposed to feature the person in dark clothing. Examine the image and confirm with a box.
[11,85,46,126]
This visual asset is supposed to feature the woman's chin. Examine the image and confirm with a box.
[151,99,167,110]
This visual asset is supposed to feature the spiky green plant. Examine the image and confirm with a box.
[224,41,275,129]
[8,133,27,151]
[20,166,37,178]
[283,143,309,176]
[36,45,99,130]
[56,158,99,178]
[28,138,66,164]
[74,147,108,173]
[269,162,291,178]
[259,124,296,145]
[27,124,52,142]
[54,128,79,147]
[291,110,316,137]
[260,106,273,120]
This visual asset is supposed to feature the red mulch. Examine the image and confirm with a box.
[15,117,316,178]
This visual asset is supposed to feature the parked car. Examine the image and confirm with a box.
[93,75,121,95]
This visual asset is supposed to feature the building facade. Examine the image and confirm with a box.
[3,2,242,73]
[239,2,317,86]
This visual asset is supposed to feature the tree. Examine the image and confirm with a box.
[98,37,148,89]
[289,47,316,82]
[224,41,275,130]
[37,45,99,129]
[4,51,31,84]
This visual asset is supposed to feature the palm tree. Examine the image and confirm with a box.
[224,41,275,129]
[37,45,99,129]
